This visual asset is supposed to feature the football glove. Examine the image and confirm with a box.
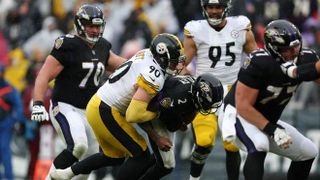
[281,61,297,79]
[273,127,292,149]
[263,122,292,149]
[31,101,49,121]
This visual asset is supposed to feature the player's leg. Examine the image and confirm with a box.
[270,120,318,180]
[235,115,270,180]
[47,101,89,178]
[219,104,241,180]
[139,119,176,180]
[222,141,241,180]
[50,151,126,180]
[190,113,217,180]
[51,95,149,179]
[116,150,155,180]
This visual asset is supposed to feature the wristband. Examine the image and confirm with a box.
[33,101,44,106]
[262,122,277,136]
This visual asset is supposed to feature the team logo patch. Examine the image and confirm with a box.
[160,97,172,109]
[265,29,285,44]
[156,43,168,55]
[231,30,239,38]
[54,37,64,49]
[242,57,251,69]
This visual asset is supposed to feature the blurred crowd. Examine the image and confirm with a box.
[0,0,320,179]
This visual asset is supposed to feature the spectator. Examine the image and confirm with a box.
[22,16,63,61]
[0,64,25,179]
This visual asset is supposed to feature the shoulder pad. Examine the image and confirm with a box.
[228,16,251,31]
[137,66,165,96]
[65,34,75,38]
[184,20,203,37]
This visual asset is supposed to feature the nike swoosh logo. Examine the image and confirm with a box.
[149,76,155,82]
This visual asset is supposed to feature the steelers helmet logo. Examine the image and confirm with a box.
[156,43,168,55]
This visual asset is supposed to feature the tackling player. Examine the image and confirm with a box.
[117,73,224,180]
[50,33,186,180]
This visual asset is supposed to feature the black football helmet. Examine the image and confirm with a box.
[264,19,302,62]
[192,73,224,114]
[74,4,105,44]
[201,0,231,26]
[150,33,186,75]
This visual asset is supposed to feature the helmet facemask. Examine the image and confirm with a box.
[76,18,105,44]
[201,0,231,27]
[166,53,186,75]
[74,5,105,44]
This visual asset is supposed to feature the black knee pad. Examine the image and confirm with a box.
[191,146,212,165]
[54,149,78,169]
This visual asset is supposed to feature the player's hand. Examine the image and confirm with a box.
[155,136,173,152]
[31,101,49,121]
[273,127,292,149]
[281,61,297,78]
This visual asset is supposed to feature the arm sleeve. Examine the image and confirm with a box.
[126,99,158,123]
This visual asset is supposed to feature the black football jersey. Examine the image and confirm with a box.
[50,34,111,108]
[224,48,319,123]
[153,75,197,132]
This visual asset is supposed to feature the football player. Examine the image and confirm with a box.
[183,0,258,179]
[30,4,126,179]
[49,33,186,180]
[221,19,319,180]
[117,73,224,180]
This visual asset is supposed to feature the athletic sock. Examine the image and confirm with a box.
[287,158,314,180]
[225,150,241,180]
[243,151,266,180]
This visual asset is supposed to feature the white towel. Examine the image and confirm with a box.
[221,104,237,143]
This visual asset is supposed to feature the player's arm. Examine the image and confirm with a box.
[106,50,126,72]
[181,35,197,75]
[138,122,172,151]
[235,81,268,130]
[243,23,258,54]
[281,60,320,82]
[236,81,292,148]
[126,86,158,123]
[33,55,63,102]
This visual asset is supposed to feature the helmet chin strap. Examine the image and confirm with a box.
[204,6,228,27]
[84,33,100,44]
[205,11,223,26]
